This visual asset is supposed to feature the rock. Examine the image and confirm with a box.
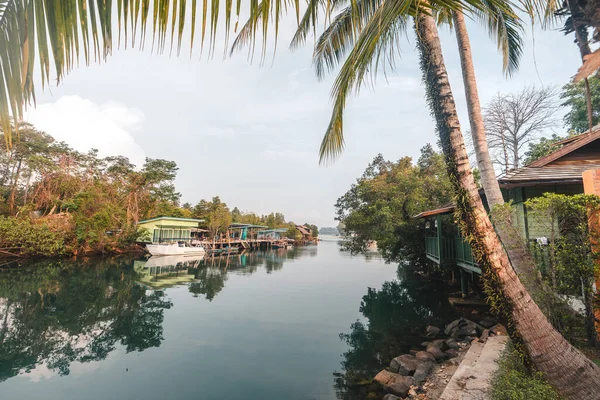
[425,325,440,339]
[384,376,414,398]
[390,354,419,376]
[479,316,497,329]
[421,339,447,350]
[373,370,399,386]
[408,388,418,397]
[382,395,401,400]
[413,361,435,386]
[426,346,445,361]
[444,318,483,338]
[480,329,490,342]
[445,338,459,350]
[444,319,461,335]
[409,349,419,356]
[415,351,436,363]
[444,348,459,359]
[490,324,508,336]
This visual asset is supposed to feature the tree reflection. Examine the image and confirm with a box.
[0,259,172,382]
[189,267,227,301]
[335,267,456,399]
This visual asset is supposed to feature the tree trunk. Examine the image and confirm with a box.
[452,9,551,285]
[416,12,600,398]
[452,10,503,207]
[9,158,22,214]
[568,0,595,132]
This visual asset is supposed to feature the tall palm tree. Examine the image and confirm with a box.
[2,0,600,396]
[449,8,566,319]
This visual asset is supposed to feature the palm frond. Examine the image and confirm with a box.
[319,0,409,164]
[0,0,299,147]
[473,0,524,76]
[518,0,562,29]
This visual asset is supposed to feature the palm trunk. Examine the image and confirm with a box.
[416,12,600,398]
[452,9,550,285]
[567,0,595,132]
[452,10,503,207]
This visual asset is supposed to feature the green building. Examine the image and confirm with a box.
[416,131,600,295]
[137,216,205,243]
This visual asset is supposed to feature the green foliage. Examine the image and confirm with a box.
[526,193,600,345]
[286,223,302,241]
[491,343,563,400]
[523,134,566,165]
[304,223,319,238]
[336,145,453,264]
[193,197,232,237]
[561,76,600,133]
[0,216,66,257]
[0,123,189,256]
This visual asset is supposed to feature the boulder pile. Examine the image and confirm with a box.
[373,318,505,399]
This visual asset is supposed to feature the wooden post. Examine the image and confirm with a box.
[436,214,442,262]
[460,268,469,299]
[582,169,600,340]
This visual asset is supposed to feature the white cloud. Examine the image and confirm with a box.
[25,95,146,167]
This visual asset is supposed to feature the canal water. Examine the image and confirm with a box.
[0,239,455,400]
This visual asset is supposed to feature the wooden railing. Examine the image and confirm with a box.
[425,237,457,262]
[425,236,478,271]
[454,238,475,265]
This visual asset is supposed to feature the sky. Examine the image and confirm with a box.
[23,10,584,227]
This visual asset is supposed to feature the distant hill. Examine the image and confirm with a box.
[319,227,339,235]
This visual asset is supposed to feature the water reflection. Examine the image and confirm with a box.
[0,248,312,383]
[334,266,457,400]
[0,243,451,400]
[0,259,172,383]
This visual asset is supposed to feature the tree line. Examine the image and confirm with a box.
[0,124,317,257]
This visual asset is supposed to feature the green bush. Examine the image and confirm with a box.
[0,216,67,257]
[491,344,562,400]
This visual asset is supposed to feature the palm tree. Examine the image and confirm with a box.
[449,9,567,319]
[2,1,600,396]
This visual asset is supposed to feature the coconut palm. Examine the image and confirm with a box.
[2,0,600,397]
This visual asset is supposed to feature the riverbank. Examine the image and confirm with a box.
[372,317,507,399]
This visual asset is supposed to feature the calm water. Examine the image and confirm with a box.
[0,239,454,400]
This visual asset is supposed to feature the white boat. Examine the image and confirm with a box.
[143,254,205,268]
[146,242,205,256]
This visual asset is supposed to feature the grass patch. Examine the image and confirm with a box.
[491,342,563,400]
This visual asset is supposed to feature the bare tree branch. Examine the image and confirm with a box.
[484,86,561,172]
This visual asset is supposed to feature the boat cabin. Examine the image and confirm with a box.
[137,217,205,243]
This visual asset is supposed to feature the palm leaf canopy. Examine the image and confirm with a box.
[1,0,520,151]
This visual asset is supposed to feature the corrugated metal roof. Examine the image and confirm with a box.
[413,203,456,219]
[296,225,312,235]
[498,164,600,186]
